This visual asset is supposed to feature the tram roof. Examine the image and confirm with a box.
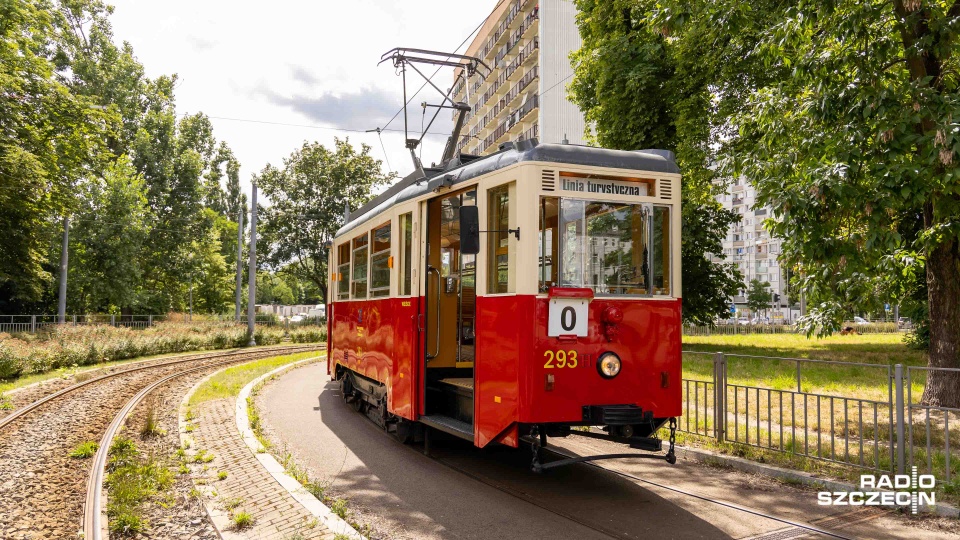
[336,139,679,238]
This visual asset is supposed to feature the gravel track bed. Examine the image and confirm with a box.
[0,347,320,540]
[114,372,220,539]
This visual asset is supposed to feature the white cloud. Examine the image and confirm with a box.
[108,0,498,197]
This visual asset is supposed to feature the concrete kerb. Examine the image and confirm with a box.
[236,355,366,540]
[674,444,960,518]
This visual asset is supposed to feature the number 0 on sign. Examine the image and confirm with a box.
[548,298,589,337]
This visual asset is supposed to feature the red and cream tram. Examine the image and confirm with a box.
[327,139,682,469]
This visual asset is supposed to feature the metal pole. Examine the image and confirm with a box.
[189,273,193,322]
[57,216,70,324]
[715,352,726,442]
[235,207,244,321]
[247,182,258,346]
[894,364,905,474]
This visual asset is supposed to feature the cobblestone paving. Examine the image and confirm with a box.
[192,399,335,540]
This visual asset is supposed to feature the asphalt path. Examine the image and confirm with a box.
[258,361,958,540]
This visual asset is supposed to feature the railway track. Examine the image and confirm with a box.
[341,391,854,539]
[0,345,322,540]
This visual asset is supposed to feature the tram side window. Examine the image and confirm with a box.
[487,184,513,293]
[370,223,391,297]
[539,197,559,292]
[399,213,413,295]
[337,243,350,300]
[352,233,369,298]
[652,206,671,295]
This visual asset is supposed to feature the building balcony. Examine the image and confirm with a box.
[733,241,745,248]
[732,184,746,192]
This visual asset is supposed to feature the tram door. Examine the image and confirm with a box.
[423,187,476,427]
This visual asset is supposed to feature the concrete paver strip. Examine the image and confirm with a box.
[179,359,343,540]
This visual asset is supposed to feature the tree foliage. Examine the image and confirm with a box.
[257,138,393,303]
[569,0,750,325]
[0,0,245,316]
[746,279,773,317]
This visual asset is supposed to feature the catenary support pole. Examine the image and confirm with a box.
[247,183,258,345]
[57,216,70,324]
[235,206,244,321]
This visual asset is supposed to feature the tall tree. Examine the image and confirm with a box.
[710,0,960,406]
[68,156,150,312]
[746,279,772,318]
[569,0,755,324]
[0,0,107,310]
[257,138,393,303]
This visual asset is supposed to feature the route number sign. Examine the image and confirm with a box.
[548,298,588,337]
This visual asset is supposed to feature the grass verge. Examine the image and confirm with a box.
[187,351,322,405]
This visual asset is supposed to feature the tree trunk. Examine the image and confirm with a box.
[921,236,960,407]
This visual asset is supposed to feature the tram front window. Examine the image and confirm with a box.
[555,200,671,296]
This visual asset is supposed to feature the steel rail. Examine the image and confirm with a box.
[539,445,855,540]
[82,349,325,539]
[350,394,855,540]
[0,345,318,431]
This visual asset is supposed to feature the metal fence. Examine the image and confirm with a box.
[680,352,959,486]
[0,314,166,333]
[684,322,902,336]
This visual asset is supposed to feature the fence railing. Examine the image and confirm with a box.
[0,314,167,333]
[0,314,327,334]
[680,352,958,487]
[684,322,902,336]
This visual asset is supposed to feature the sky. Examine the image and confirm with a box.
[107,0,500,199]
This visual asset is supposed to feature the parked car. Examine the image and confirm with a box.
[898,317,913,330]
[853,316,868,324]
[289,315,304,323]
[750,317,771,325]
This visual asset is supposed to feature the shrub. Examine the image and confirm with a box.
[0,321,290,381]
[231,510,254,529]
[289,326,326,344]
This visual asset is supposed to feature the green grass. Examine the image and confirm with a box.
[188,351,323,405]
[105,437,175,536]
[682,333,927,401]
[230,510,254,529]
[69,441,99,459]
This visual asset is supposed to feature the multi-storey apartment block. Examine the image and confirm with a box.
[714,179,799,322]
[452,0,587,155]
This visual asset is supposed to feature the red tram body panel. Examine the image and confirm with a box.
[327,141,684,462]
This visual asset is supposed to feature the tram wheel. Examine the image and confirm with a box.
[352,394,364,412]
[395,419,414,444]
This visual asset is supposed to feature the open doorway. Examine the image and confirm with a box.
[422,187,476,434]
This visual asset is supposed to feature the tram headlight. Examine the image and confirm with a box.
[597,352,621,379]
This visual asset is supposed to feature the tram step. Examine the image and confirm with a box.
[419,414,473,441]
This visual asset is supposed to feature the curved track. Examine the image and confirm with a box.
[0,345,321,540]
[339,384,853,540]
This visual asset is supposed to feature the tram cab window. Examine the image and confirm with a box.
[337,243,350,300]
[399,213,413,295]
[351,233,369,298]
[539,197,559,292]
[487,184,514,293]
[370,223,391,298]
[559,200,665,296]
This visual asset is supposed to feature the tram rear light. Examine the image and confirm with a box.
[545,373,555,391]
[597,352,621,379]
[602,306,623,323]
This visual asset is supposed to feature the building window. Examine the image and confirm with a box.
[370,223,391,297]
[351,233,369,299]
[487,184,513,293]
[399,213,413,295]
